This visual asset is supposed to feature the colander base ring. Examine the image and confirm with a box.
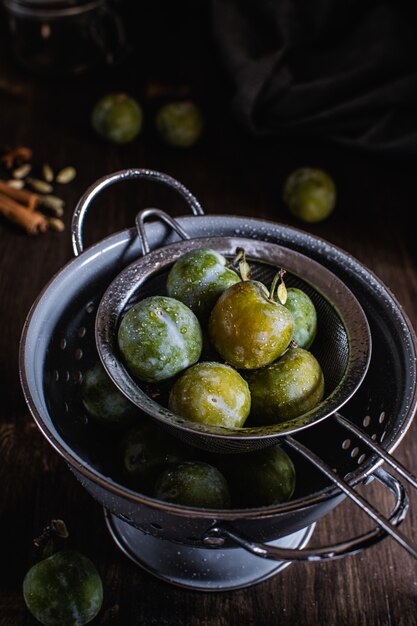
[104,510,315,591]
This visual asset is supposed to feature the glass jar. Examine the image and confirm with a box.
[3,0,130,76]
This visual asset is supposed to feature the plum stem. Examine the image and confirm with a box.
[269,268,287,303]
[230,247,252,281]
[33,519,69,560]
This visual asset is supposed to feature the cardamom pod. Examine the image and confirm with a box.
[39,194,65,213]
[13,163,32,179]
[49,217,65,232]
[7,179,25,189]
[27,178,53,194]
[42,163,54,183]
[56,166,76,184]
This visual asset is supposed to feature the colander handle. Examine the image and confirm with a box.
[203,467,408,562]
[71,169,205,256]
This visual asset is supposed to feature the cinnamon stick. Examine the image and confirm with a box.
[0,180,39,211]
[1,146,32,169]
[0,192,48,234]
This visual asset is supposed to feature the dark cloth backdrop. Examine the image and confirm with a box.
[211,0,417,154]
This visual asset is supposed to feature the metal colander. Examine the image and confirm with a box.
[19,170,417,581]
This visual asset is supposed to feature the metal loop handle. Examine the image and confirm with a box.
[203,467,408,562]
[71,169,204,256]
[135,208,191,255]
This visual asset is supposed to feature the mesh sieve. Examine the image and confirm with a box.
[96,228,371,453]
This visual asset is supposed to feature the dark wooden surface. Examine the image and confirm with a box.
[1,5,417,625]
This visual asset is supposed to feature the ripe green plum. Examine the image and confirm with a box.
[154,461,231,508]
[156,101,204,147]
[81,360,137,428]
[121,421,185,493]
[169,361,251,429]
[284,287,317,349]
[209,280,294,369]
[91,93,142,144]
[166,248,240,321]
[246,347,325,424]
[283,167,336,223]
[222,445,296,508]
[23,550,103,626]
[118,296,202,382]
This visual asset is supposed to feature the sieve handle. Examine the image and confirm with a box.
[335,412,417,491]
[203,467,408,562]
[71,169,204,256]
[285,436,417,559]
[135,208,191,255]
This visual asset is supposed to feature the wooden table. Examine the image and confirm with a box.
[1,6,417,625]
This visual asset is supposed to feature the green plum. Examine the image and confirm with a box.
[209,280,294,369]
[246,347,325,424]
[154,461,231,508]
[166,248,240,321]
[155,101,204,147]
[23,550,103,626]
[81,361,137,428]
[222,445,296,508]
[121,421,185,493]
[283,167,336,223]
[91,93,142,144]
[284,288,317,349]
[118,296,202,382]
[169,362,251,429]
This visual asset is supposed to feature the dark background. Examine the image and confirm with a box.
[1,1,417,624]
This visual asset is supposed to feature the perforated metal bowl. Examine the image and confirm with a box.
[19,170,417,588]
